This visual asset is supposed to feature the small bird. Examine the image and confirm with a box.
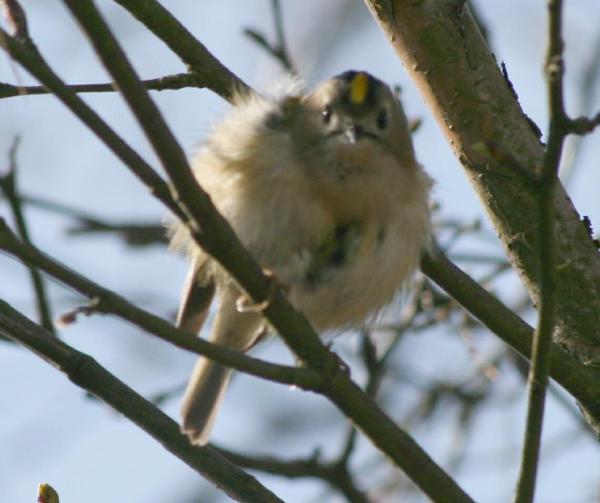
[169,71,432,445]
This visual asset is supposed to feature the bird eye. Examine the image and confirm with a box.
[376,109,388,130]
[321,105,333,124]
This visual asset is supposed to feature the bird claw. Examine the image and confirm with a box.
[236,296,271,313]
[235,268,281,313]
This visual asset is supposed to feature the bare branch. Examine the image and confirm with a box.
[567,112,600,135]
[0,299,283,503]
[0,72,199,99]
[0,25,188,225]
[2,0,28,38]
[515,2,569,500]
[0,219,319,388]
[2,2,475,498]
[364,0,600,366]
[0,138,55,334]
[215,445,369,503]
[244,0,297,74]
[0,213,474,502]
[112,0,249,101]
[421,244,600,429]
[561,25,600,180]
[0,191,166,247]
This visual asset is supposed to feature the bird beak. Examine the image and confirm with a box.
[343,124,364,144]
[344,128,358,144]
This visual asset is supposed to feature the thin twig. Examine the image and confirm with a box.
[271,0,294,72]
[112,0,249,101]
[0,138,55,334]
[0,26,188,225]
[0,191,166,246]
[244,0,297,74]
[511,356,598,440]
[66,220,166,247]
[515,2,569,500]
[0,72,200,99]
[561,25,600,181]
[215,445,369,503]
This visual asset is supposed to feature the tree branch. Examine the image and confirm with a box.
[0,191,166,247]
[0,138,55,334]
[0,220,475,503]
[3,2,474,498]
[0,26,188,225]
[61,3,479,499]
[0,72,200,99]
[111,0,249,101]
[215,445,369,503]
[0,219,319,389]
[363,0,600,365]
[3,0,28,38]
[244,0,297,74]
[515,2,569,500]
[421,244,600,430]
[0,300,283,503]
[561,25,600,181]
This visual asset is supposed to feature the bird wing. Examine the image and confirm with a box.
[176,254,215,335]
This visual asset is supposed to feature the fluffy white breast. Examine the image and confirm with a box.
[174,87,431,332]
[290,163,432,330]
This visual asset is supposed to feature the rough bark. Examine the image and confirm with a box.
[365,0,600,364]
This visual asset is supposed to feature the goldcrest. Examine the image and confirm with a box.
[168,71,432,445]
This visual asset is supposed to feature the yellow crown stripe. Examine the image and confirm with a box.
[350,72,369,104]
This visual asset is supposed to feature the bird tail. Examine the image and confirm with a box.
[180,357,232,446]
[179,284,264,445]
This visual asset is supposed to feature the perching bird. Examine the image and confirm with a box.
[169,71,432,445]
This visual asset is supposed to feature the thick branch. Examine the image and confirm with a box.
[0,300,282,503]
[364,0,600,364]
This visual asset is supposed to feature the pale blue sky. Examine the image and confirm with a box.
[1,1,599,502]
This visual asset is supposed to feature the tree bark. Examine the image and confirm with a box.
[365,0,600,364]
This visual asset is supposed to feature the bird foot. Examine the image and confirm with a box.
[235,268,281,313]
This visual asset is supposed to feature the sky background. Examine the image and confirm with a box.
[1,1,600,502]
